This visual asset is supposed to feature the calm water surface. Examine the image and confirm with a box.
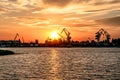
[0,48,120,80]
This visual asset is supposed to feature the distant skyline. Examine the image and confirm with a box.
[0,0,120,42]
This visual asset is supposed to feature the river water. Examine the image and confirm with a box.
[0,48,120,80]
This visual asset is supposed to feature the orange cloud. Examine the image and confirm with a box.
[0,0,120,42]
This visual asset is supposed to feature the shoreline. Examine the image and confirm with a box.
[0,46,120,48]
[0,50,15,56]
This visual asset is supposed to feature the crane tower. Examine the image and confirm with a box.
[60,28,71,43]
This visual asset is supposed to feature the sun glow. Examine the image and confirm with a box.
[51,31,59,39]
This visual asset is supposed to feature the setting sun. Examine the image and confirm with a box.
[51,32,59,39]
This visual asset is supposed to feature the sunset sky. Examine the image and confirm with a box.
[0,0,120,43]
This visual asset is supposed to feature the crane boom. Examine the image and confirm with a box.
[57,33,65,41]
[61,28,70,35]
[14,33,19,41]
[60,28,71,43]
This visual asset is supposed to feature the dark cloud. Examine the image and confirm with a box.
[0,8,7,14]
[68,23,96,27]
[42,0,120,7]
[85,6,120,12]
[8,0,17,2]
[73,0,91,3]
[94,0,120,5]
[42,0,72,7]
[96,16,120,27]
[0,8,5,12]
[111,0,120,3]
[63,21,96,27]
[25,4,44,11]
[42,0,92,7]
[85,9,109,12]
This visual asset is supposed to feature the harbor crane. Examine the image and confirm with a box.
[12,33,21,47]
[95,28,110,43]
[14,33,19,41]
[14,33,24,43]
[57,33,65,41]
[45,28,71,45]
[60,28,71,43]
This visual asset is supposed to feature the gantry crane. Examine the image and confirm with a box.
[95,28,110,43]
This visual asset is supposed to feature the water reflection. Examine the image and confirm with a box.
[49,49,61,80]
[0,48,120,79]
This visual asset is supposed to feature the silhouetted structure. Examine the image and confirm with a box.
[0,40,21,47]
[45,28,72,47]
[112,38,120,47]
[95,28,110,43]
[0,28,120,47]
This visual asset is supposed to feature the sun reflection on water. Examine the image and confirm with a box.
[49,49,61,80]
